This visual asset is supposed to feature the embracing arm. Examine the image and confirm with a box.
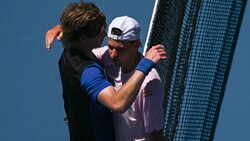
[97,69,146,113]
[97,45,167,113]
[45,24,63,51]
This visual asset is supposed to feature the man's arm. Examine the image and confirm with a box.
[97,45,167,113]
[45,24,63,51]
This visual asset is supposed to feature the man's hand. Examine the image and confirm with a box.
[144,44,167,63]
[45,24,63,51]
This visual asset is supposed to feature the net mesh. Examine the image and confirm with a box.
[143,0,246,140]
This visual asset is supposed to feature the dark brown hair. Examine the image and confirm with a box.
[60,1,106,42]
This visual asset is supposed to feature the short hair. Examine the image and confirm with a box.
[60,1,106,42]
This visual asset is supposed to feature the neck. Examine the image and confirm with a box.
[71,41,94,59]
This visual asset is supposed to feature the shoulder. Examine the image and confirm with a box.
[92,46,109,57]
[146,68,161,81]
[93,46,113,65]
[59,47,92,74]
[83,62,104,76]
[81,63,107,85]
[142,68,164,95]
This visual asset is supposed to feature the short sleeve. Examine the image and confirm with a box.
[80,63,112,102]
[143,70,165,133]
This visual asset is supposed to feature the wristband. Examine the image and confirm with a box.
[136,58,156,75]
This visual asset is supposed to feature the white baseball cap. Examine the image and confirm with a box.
[108,16,140,41]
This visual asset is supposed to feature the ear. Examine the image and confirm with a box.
[134,40,141,49]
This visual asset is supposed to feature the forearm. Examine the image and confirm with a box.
[112,57,158,113]
[97,59,154,113]
[97,70,146,113]
[112,70,146,113]
[98,45,167,112]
